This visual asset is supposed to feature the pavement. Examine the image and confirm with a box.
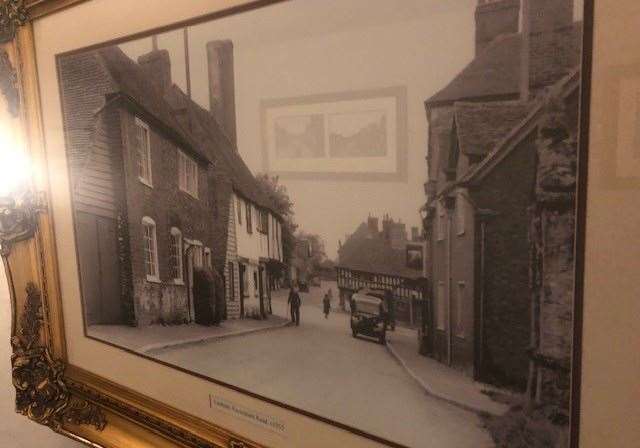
[87,314,291,354]
[385,327,510,416]
[149,281,495,448]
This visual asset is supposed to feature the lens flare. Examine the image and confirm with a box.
[0,124,31,196]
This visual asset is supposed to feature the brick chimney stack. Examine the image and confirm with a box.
[522,0,577,96]
[207,40,237,146]
[138,50,172,94]
[475,0,520,55]
[367,215,379,238]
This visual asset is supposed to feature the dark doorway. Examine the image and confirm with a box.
[76,212,123,325]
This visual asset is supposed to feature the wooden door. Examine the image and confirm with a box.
[76,212,122,325]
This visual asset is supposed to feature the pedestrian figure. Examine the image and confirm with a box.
[323,292,331,319]
[288,285,301,326]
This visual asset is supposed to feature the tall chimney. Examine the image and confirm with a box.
[367,216,379,238]
[207,40,237,146]
[526,0,576,94]
[475,0,520,55]
[138,50,172,94]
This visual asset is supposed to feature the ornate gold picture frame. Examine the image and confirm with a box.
[0,1,275,446]
[0,0,602,447]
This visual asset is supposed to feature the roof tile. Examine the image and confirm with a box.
[454,101,531,156]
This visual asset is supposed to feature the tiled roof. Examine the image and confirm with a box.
[426,24,582,106]
[338,227,421,280]
[97,47,210,164]
[97,46,279,215]
[460,70,581,185]
[454,101,531,156]
[177,89,280,215]
[427,33,522,105]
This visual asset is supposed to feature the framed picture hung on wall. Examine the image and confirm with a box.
[0,0,616,447]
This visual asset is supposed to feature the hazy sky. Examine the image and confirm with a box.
[120,0,584,260]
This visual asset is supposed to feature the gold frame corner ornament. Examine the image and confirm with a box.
[0,189,46,256]
[11,282,107,432]
[0,0,264,446]
[0,45,19,116]
[0,0,28,43]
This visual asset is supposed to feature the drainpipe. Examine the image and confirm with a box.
[447,210,453,366]
[473,207,498,379]
[478,219,486,377]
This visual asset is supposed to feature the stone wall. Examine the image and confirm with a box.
[528,92,578,410]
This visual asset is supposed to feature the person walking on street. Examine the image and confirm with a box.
[288,285,301,326]
[323,291,331,319]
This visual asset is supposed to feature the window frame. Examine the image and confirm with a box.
[246,201,253,234]
[178,149,199,199]
[134,117,153,188]
[437,201,446,242]
[204,247,212,269]
[258,209,269,234]
[142,216,160,283]
[236,196,242,225]
[169,227,184,285]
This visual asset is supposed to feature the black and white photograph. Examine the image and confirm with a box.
[55,0,587,446]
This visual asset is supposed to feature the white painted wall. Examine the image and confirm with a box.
[233,193,283,264]
[232,193,283,315]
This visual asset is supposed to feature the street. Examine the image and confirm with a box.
[151,281,493,448]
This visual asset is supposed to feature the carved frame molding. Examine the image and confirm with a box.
[0,1,260,447]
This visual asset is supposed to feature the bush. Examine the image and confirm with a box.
[482,403,569,448]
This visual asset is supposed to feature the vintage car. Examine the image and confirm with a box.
[298,279,309,292]
[350,289,388,344]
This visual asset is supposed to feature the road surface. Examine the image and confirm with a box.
[152,281,493,448]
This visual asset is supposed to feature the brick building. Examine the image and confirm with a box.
[337,215,426,325]
[163,84,285,321]
[59,44,283,327]
[421,0,582,393]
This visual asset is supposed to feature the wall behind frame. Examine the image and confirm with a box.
[580,0,640,447]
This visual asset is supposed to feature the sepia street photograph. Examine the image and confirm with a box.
[56,0,586,446]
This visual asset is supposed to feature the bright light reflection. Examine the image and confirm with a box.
[0,124,31,196]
